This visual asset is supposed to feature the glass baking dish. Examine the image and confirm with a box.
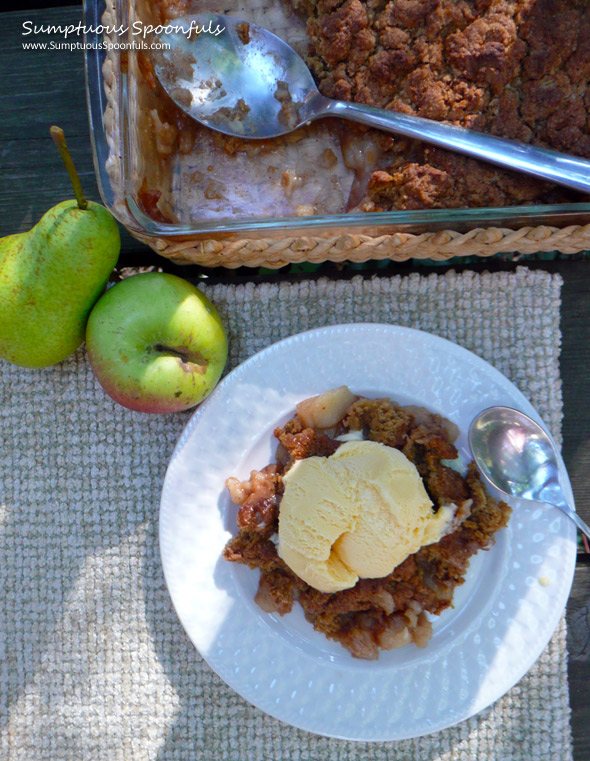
[84,0,590,256]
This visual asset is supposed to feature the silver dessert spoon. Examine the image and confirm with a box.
[154,14,590,194]
[469,406,590,538]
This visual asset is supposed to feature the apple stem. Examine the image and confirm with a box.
[50,126,88,210]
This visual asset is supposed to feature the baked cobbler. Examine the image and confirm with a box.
[222,387,511,659]
[131,0,590,222]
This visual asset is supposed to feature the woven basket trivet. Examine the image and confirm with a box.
[0,268,571,760]
[135,226,590,268]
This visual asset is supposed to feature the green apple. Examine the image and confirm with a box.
[86,272,228,413]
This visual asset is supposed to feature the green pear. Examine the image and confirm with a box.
[0,127,120,368]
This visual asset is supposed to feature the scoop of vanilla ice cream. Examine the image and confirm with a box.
[278,440,453,593]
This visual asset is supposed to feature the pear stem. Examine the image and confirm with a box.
[50,126,88,210]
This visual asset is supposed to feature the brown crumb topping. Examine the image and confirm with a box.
[237,21,251,45]
[294,0,590,209]
[223,395,511,659]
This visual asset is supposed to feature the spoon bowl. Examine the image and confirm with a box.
[153,14,319,139]
[469,406,589,538]
[153,14,590,193]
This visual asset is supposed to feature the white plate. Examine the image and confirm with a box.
[159,324,576,741]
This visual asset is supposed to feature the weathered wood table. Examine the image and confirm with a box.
[1,4,589,758]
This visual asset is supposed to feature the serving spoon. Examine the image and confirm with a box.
[469,406,590,538]
[153,14,590,194]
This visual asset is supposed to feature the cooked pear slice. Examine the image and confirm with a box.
[296,385,357,429]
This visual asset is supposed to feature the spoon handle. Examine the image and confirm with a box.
[549,501,590,540]
[319,98,590,194]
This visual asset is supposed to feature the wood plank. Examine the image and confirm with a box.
[0,7,142,253]
[568,560,590,761]
[3,1,80,9]
[560,266,590,520]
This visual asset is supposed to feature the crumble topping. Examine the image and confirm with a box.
[298,0,590,209]
[223,394,511,659]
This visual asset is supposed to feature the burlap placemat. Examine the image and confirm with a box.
[0,267,571,760]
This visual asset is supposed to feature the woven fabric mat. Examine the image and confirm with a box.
[0,267,571,761]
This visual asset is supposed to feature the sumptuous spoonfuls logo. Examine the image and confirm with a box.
[21,19,226,52]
